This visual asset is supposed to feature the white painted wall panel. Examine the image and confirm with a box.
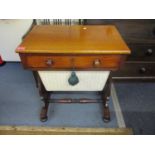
[0,19,33,61]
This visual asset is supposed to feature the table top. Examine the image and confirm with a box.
[16,25,130,55]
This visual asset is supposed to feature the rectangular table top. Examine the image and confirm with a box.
[16,25,130,55]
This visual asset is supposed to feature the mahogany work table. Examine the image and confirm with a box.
[16,25,130,122]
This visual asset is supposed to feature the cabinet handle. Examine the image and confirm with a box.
[45,59,53,66]
[145,48,153,56]
[139,67,146,74]
[93,59,101,67]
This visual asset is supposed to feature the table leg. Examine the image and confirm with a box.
[33,71,112,123]
[32,71,39,88]
[40,96,50,122]
[102,73,111,122]
[33,72,51,122]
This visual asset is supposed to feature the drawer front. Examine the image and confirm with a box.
[115,22,155,44]
[20,54,125,71]
[38,71,110,91]
[112,62,155,78]
[127,45,155,61]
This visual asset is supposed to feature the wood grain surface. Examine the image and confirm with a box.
[0,126,133,135]
[16,25,130,55]
[19,53,126,70]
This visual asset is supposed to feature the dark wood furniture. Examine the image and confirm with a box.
[84,20,155,80]
[16,25,130,122]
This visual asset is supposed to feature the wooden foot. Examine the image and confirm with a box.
[40,107,48,122]
[39,92,50,122]
[103,109,110,122]
[103,100,110,122]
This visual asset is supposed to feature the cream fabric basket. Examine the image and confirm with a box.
[38,71,110,91]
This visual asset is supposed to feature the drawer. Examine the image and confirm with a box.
[38,71,110,91]
[115,22,155,44]
[19,54,126,71]
[112,62,155,79]
[127,45,155,61]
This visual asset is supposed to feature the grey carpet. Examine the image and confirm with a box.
[0,63,117,128]
[114,82,155,135]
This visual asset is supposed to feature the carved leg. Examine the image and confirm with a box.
[33,71,39,88]
[37,72,51,122]
[102,73,112,122]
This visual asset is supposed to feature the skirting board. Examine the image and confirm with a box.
[0,126,133,135]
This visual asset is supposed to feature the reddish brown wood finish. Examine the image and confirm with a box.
[19,53,126,71]
[17,25,130,71]
[16,25,130,55]
[16,25,130,123]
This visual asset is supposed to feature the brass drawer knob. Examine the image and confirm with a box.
[45,59,53,66]
[139,67,146,73]
[145,48,153,56]
[94,59,101,67]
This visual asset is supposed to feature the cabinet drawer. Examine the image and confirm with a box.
[112,62,155,78]
[116,22,155,44]
[127,45,155,61]
[20,54,125,71]
[85,19,155,44]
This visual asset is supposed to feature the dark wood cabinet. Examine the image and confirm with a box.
[84,19,155,80]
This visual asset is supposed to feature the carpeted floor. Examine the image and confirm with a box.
[0,63,117,128]
[1,62,155,134]
[114,82,155,135]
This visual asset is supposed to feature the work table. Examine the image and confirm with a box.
[16,25,130,122]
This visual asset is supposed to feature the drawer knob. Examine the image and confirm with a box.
[139,67,146,73]
[46,59,53,66]
[146,49,153,56]
[94,59,101,67]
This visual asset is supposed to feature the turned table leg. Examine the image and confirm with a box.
[32,71,39,88]
[40,95,50,122]
[33,71,51,122]
[102,73,112,122]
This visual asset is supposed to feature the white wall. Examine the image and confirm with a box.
[0,19,33,61]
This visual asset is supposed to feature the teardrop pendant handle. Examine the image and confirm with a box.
[68,71,79,86]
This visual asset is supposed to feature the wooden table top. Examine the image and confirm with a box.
[16,25,130,55]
